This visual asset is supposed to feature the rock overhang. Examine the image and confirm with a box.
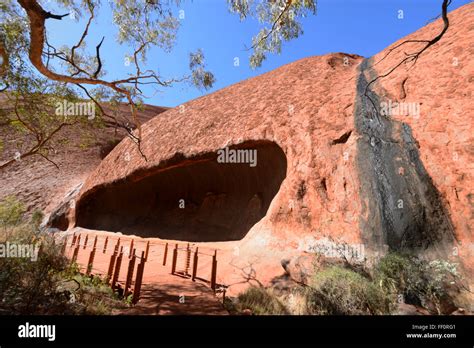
[75,53,364,242]
[76,140,288,241]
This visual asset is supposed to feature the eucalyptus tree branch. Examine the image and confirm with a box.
[250,0,294,50]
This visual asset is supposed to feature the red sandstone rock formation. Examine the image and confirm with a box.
[0,101,168,216]
[368,4,473,273]
[73,4,473,290]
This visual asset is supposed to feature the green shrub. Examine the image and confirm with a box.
[0,196,26,227]
[232,253,463,316]
[0,222,125,314]
[236,286,288,315]
[307,265,393,315]
[0,225,69,314]
[62,273,125,314]
[374,253,462,314]
[30,209,44,229]
[282,288,312,315]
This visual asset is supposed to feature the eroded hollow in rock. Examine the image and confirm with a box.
[75,141,287,241]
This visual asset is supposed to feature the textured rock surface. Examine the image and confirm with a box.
[367,4,473,272]
[0,101,167,217]
[77,51,365,247]
[355,59,456,256]
[75,4,473,289]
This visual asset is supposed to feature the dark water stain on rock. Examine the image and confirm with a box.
[354,59,455,253]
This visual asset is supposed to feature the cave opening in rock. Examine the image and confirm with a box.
[75,141,287,242]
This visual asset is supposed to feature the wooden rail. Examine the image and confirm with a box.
[62,233,147,304]
[61,232,221,304]
[170,243,219,292]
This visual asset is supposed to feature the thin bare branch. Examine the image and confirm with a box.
[364,0,451,115]
[93,36,105,78]
[71,0,95,66]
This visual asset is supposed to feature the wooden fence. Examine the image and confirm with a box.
[60,233,219,304]
[168,243,218,291]
[63,233,148,303]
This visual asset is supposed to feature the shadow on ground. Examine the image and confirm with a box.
[115,281,228,315]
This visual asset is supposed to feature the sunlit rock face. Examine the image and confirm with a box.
[76,51,366,249]
[365,3,474,274]
[75,4,473,278]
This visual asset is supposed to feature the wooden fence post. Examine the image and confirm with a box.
[103,236,109,253]
[171,244,178,275]
[71,244,79,265]
[61,236,68,256]
[129,239,134,256]
[111,246,124,290]
[210,250,217,292]
[192,247,198,281]
[144,241,150,261]
[222,287,227,305]
[132,251,146,304]
[70,234,81,266]
[124,249,136,297]
[83,234,89,249]
[106,241,119,283]
[86,236,98,275]
[162,242,168,266]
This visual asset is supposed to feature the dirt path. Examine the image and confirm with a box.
[115,278,227,315]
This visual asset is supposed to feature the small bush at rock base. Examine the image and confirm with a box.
[374,253,463,314]
[307,265,394,315]
[235,286,288,315]
[0,196,127,315]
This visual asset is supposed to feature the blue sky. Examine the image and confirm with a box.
[45,0,471,107]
